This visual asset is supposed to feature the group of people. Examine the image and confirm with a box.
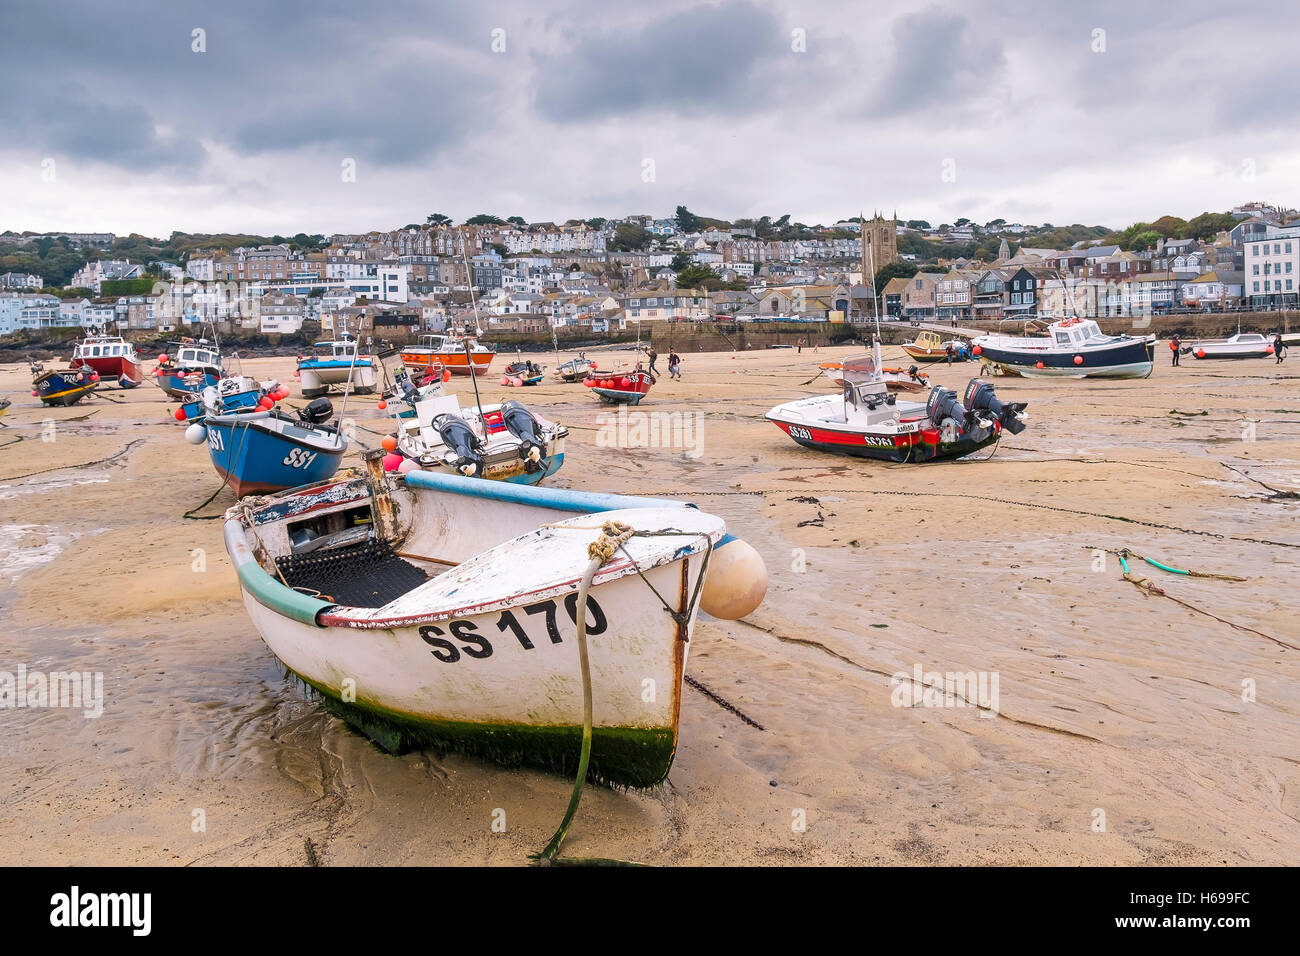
[646,347,681,380]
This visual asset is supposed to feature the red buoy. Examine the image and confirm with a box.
[377,399,387,410]
[972,345,981,355]
[158,354,168,363]
[1196,349,1206,359]
[619,376,631,388]
[442,369,451,382]
[1073,355,1084,365]
[1035,361,1045,369]
[173,407,186,421]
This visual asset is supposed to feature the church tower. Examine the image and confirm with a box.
[860,210,899,274]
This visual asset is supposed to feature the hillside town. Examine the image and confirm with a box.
[2,200,1297,339]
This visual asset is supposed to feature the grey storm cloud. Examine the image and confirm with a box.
[867,8,1005,116]
[532,1,788,122]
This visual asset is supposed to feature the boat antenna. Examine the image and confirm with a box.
[336,317,361,429]
[464,337,487,432]
[459,226,484,337]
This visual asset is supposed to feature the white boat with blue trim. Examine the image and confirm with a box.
[972,318,1156,379]
[222,459,768,787]
[297,334,378,398]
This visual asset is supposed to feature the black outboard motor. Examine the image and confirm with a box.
[500,399,546,472]
[964,379,1028,435]
[433,413,486,477]
[925,385,965,430]
[298,397,334,425]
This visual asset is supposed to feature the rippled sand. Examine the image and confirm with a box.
[1,344,1296,865]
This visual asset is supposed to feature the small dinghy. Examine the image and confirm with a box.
[821,358,929,393]
[1191,332,1274,360]
[584,366,655,405]
[221,458,768,787]
[901,330,949,362]
[553,353,597,383]
[32,367,99,406]
[502,359,545,386]
[0,397,11,425]
[766,342,1027,462]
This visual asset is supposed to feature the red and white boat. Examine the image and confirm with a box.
[584,366,655,405]
[767,342,1027,463]
[70,334,144,388]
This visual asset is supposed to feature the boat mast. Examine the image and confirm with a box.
[459,225,484,337]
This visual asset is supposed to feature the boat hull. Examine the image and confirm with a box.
[400,349,494,376]
[298,362,378,397]
[34,371,98,406]
[206,414,347,497]
[767,412,999,462]
[156,369,221,398]
[901,345,948,362]
[71,355,143,387]
[1192,346,1273,359]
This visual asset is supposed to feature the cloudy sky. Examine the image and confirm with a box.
[1,0,1295,236]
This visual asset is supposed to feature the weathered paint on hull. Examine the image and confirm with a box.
[401,351,494,376]
[238,556,697,788]
[72,355,143,386]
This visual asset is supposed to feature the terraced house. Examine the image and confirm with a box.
[622,289,712,322]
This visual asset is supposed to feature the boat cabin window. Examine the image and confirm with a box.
[1054,332,1071,344]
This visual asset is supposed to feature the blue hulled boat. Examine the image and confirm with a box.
[155,341,226,399]
[204,409,348,497]
[33,368,99,406]
[972,318,1156,379]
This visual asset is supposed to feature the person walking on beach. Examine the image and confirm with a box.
[796,337,804,354]
[667,349,681,380]
[1274,332,1286,364]
[945,341,955,365]
[1170,333,1181,367]
[647,346,659,375]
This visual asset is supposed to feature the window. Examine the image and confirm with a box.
[1253,264,1260,275]
[1288,280,1294,291]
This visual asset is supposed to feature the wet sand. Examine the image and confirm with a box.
[1,344,1297,865]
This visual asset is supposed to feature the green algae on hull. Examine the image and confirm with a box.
[294,671,678,789]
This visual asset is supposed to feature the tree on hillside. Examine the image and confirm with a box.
[675,205,702,233]
[1130,230,1163,251]
[426,213,452,226]
[670,252,693,272]
[873,261,918,289]
[465,214,505,226]
[1149,215,1188,238]
[507,216,527,226]
[1184,211,1237,240]
[585,217,606,229]
[675,264,718,289]
[609,224,651,251]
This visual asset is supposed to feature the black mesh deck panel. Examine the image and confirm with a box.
[275,541,430,609]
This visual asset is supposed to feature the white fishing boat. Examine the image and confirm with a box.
[1190,332,1274,360]
[222,460,768,786]
[972,318,1156,378]
[297,334,378,397]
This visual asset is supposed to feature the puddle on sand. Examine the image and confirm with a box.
[0,524,75,585]
[0,474,109,502]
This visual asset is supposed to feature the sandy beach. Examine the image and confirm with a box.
[1,343,1297,866]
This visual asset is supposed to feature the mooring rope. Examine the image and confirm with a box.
[0,437,145,482]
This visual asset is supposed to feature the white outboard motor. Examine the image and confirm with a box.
[500,400,546,471]
[433,413,486,477]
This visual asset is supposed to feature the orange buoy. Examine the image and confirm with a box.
[381,435,398,452]
[1035,361,1045,369]
[377,399,387,410]
[1196,348,1206,358]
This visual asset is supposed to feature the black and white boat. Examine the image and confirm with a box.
[972,318,1155,379]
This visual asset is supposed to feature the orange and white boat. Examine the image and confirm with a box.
[400,333,496,377]
[821,359,929,393]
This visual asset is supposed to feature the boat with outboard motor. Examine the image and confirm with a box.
[220,459,768,787]
[766,341,1027,462]
[176,374,345,497]
[553,353,597,383]
[70,334,143,388]
[584,366,655,405]
[502,359,545,386]
[821,358,930,393]
[972,317,1155,379]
